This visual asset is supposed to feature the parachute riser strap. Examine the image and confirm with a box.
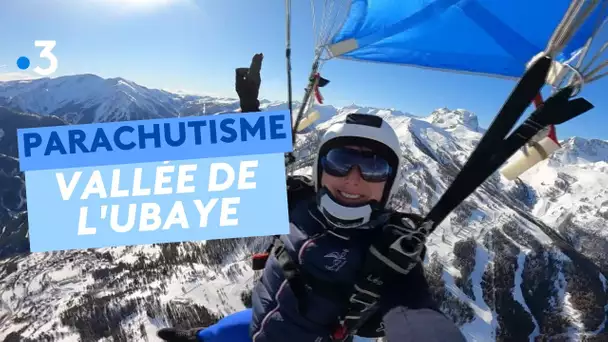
[286,60,321,168]
[422,85,592,235]
[422,55,553,232]
[284,0,295,170]
[285,0,293,119]
[292,60,321,140]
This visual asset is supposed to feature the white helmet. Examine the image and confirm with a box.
[312,113,402,229]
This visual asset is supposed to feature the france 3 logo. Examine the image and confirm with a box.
[16,40,58,76]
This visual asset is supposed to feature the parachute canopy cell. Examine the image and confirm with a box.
[327,0,608,79]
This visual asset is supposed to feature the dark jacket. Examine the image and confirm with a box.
[248,176,466,342]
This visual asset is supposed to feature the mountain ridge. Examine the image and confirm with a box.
[0,74,607,342]
[2,73,606,143]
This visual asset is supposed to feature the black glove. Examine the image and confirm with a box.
[340,213,433,332]
[236,53,263,112]
[157,327,203,342]
[354,264,438,339]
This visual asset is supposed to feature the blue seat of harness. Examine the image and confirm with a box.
[197,309,253,342]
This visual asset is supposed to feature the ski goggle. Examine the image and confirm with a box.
[320,147,392,183]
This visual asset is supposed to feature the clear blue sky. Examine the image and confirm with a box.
[0,0,606,140]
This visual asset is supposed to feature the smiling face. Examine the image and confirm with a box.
[320,145,387,206]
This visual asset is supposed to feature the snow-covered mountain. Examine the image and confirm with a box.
[0,74,607,342]
[516,137,608,274]
[0,75,246,124]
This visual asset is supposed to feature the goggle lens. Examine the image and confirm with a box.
[321,147,392,183]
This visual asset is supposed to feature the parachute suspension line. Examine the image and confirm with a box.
[572,1,608,87]
[541,1,608,150]
[573,1,608,71]
[546,0,608,95]
[545,0,593,58]
[314,0,352,62]
[562,0,608,90]
[310,0,317,46]
[288,0,351,155]
[317,0,339,49]
[314,0,332,50]
[307,0,351,109]
[286,0,340,169]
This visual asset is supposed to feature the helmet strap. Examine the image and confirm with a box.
[316,187,382,230]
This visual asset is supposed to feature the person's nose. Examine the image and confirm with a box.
[344,166,363,184]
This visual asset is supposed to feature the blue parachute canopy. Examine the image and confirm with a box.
[328,0,608,79]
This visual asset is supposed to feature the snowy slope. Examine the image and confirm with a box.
[516,136,608,277]
[517,136,608,231]
[1,74,607,342]
[0,75,187,124]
